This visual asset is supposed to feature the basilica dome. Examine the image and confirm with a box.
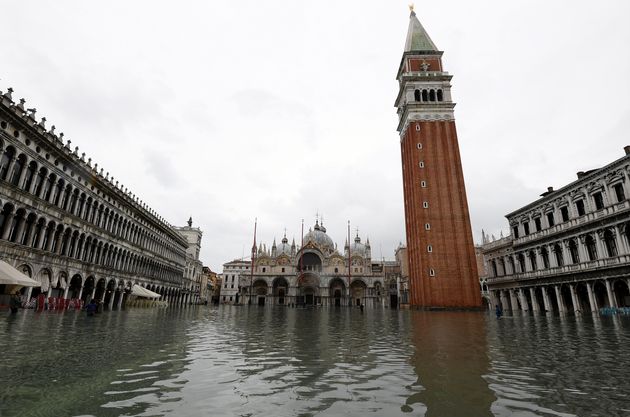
[276,236,292,256]
[349,235,370,258]
[303,221,335,252]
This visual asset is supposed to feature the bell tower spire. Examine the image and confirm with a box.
[395,8,480,309]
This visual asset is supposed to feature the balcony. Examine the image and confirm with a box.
[486,253,630,285]
[513,201,630,247]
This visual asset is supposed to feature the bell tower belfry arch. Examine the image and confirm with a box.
[395,8,481,308]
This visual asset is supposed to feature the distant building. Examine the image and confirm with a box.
[394,9,480,308]
[173,217,204,304]
[220,258,251,304]
[201,266,216,304]
[482,146,630,312]
[394,245,410,306]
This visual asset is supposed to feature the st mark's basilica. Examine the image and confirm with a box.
[239,220,393,307]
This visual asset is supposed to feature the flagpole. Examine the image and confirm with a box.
[348,220,351,307]
[249,218,257,305]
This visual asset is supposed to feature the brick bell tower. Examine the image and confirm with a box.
[395,7,481,308]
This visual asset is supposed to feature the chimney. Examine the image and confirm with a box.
[547,186,554,193]
[577,171,585,179]
[624,145,630,155]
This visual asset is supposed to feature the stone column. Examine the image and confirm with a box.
[509,289,519,311]
[569,284,579,313]
[90,286,96,301]
[562,241,572,265]
[605,280,618,308]
[518,290,529,311]
[529,287,540,311]
[45,229,55,252]
[4,158,16,182]
[500,291,509,310]
[554,285,566,313]
[1,213,14,240]
[76,286,83,301]
[17,161,29,189]
[586,282,597,312]
[613,227,625,255]
[108,292,115,310]
[117,292,125,309]
[535,249,544,270]
[577,236,588,262]
[541,287,551,312]
[595,231,607,258]
[13,216,27,244]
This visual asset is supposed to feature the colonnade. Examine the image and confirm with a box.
[492,278,630,314]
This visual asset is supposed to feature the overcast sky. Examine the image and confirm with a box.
[2,1,629,270]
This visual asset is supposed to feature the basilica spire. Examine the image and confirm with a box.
[404,7,438,52]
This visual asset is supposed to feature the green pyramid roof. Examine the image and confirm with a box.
[404,11,438,52]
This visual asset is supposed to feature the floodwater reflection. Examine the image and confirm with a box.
[1,306,629,416]
[407,312,494,417]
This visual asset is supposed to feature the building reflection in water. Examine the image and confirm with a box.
[407,311,494,417]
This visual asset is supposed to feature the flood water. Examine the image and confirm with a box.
[1,306,629,417]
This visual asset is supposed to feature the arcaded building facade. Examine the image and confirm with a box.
[240,221,387,307]
[0,87,191,308]
[395,10,480,308]
[483,146,630,312]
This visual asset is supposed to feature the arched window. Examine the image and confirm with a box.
[429,90,436,102]
[518,253,526,273]
[414,89,421,101]
[10,154,26,186]
[569,240,580,264]
[585,235,597,261]
[541,247,550,269]
[23,161,37,192]
[437,89,443,101]
[422,90,428,101]
[603,230,618,257]
[33,167,49,200]
[529,250,537,270]
[0,147,16,180]
[53,179,65,206]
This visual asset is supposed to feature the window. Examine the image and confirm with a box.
[281,267,285,273]
[419,161,424,168]
[231,284,234,288]
[546,212,555,227]
[534,218,541,232]
[334,267,338,273]
[513,226,519,239]
[425,223,430,230]
[523,222,530,236]
[614,183,625,202]
[429,268,435,277]
[560,206,569,222]
[415,124,421,131]
[229,296,232,302]
[223,296,226,301]
[575,200,585,216]
[262,267,266,272]
[427,245,432,253]
[593,192,604,210]
[354,268,358,273]
[421,181,427,188]
[417,143,422,149]
[423,201,429,208]
[414,89,421,101]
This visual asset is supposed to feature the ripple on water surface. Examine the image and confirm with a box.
[1,307,629,416]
